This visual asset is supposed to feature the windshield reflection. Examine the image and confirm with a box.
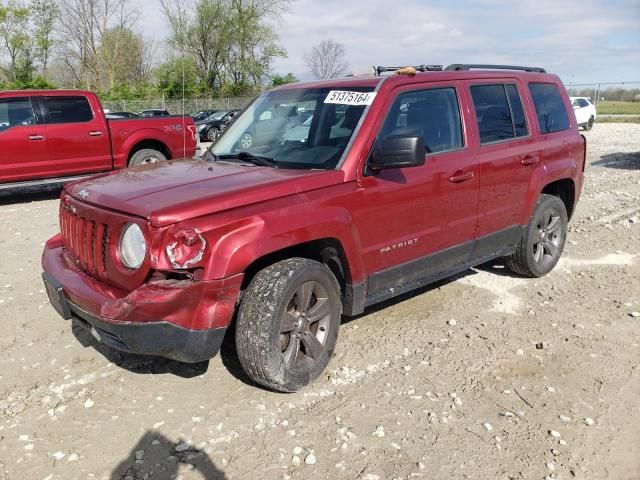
[211,87,375,170]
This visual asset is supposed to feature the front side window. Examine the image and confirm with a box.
[379,87,463,154]
[528,83,570,134]
[212,86,376,169]
[0,97,35,133]
[471,84,528,144]
[45,96,93,124]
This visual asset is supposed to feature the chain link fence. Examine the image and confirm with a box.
[100,97,254,115]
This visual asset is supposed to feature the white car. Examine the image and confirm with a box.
[570,97,597,131]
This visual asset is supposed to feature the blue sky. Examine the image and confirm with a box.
[136,0,640,85]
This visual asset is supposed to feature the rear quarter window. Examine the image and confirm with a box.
[528,83,570,134]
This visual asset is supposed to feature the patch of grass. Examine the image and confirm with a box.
[597,116,640,124]
[597,101,640,115]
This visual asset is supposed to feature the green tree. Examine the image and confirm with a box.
[271,72,297,87]
[31,0,57,73]
[160,0,289,96]
[0,1,31,82]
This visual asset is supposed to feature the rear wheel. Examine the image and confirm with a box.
[235,258,342,392]
[239,132,254,149]
[585,116,594,131]
[128,149,167,167]
[504,194,568,277]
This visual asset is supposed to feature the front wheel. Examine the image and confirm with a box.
[235,258,342,392]
[504,194,568,277]
[206,127,220,142]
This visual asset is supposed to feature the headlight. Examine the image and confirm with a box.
[119,223,146,269]
[198,124,207,131]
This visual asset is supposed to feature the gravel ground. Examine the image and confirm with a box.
[0,123,639,480]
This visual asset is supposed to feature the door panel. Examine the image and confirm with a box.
[467,81,540,241]
[0,96,52,183]
[354,82,479,295]
[43,96,112,174]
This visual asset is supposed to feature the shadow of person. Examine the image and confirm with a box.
[111,431,227,480]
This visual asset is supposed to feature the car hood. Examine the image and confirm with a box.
[65,159,343,227]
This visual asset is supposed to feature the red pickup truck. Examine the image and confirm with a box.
[42,64,586,392]
[0,90,198,189]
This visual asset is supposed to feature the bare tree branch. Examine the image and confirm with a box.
[304,39,348,79]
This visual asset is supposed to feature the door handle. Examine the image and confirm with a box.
[89,131,103,137]
[449,171,474,183]
[28,135,45,141]
[520,155,540,166]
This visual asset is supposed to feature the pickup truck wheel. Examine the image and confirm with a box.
[585,116,594,131]
[236,258,342,392]
[206,128,219,142]
[504,194,568,277]
[129,149,167,167]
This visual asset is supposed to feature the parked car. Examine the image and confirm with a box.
[139,109,171,117]
[106,111,140,119]
[192,110,218,122]
[197,110,240,142]
[0,90,197,189]
[42,64,585,392]
[570,96,597,131]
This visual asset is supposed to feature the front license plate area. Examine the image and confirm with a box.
[42,272,72,320]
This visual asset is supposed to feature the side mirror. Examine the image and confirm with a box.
[368,135,426,172]
[573,105,580,110]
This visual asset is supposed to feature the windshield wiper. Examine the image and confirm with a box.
[219,151,277,168]
[203,147,219,163]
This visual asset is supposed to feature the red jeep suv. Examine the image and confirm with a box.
[42,64,586,392]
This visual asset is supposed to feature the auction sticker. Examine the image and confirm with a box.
[324,91,377,106]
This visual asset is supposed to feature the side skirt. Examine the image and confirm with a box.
[343,226,525,315]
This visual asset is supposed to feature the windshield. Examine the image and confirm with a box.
[211,86,376,169]
[207,111,229,121]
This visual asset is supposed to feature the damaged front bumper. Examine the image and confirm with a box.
[42,235,243,363]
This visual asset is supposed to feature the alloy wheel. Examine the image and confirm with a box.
[279,281,331,371]
[532,207,563,268]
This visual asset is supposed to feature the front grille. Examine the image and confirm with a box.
[60,206,108,277]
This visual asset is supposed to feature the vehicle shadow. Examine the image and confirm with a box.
[71,320,210,379]
[71,260,512,389]
[0,185,62,206]
[110,431,227,480]
[592,151,640,170]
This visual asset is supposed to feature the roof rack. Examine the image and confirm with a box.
[444,64,546,73]
[373,65,443,76]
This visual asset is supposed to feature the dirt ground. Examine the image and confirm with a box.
[1,123,639,480]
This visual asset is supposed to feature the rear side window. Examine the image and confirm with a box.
[45,96,94,124]
[528,83,570,134]
[380,87,463,154]
[0,97,35,133]
[470,84,529,144]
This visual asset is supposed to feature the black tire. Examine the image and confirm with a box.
[585,116,594,131]
[235,258,342,392]
[504,194,568,278]
[128,149,167,167]
[206,127,219,142]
